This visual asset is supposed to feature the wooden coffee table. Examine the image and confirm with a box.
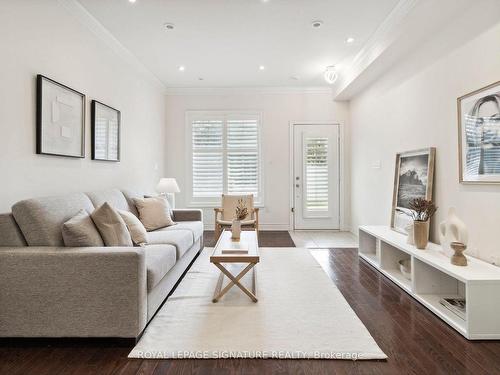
[210,230,259,303]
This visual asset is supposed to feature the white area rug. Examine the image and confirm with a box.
[129,248,387,360]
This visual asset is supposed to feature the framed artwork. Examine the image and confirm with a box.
[458,80,500,184]
[391,148,436,233]
[91,100,120,162]
[36,75,85,158]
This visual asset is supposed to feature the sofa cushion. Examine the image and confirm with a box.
[118,210,148,245]
[86,189,135,215]
[0,213,27,247]
[147,229,194,259]
[91,203,133,247]
[62,210,104,247]
[133,197,175,231]
[155,221,203,243]
[144,244,177,291]
[12,193,95,246]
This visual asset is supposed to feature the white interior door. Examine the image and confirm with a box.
[293,124,340,230]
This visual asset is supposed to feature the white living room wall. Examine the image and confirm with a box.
[349,16,500,263]
[0,0,166,212]
[165,90,349,230]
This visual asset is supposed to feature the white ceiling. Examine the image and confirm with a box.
[77,0,399,88]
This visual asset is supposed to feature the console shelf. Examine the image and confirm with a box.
[359,225,500,340]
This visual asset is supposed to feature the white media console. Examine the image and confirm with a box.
[358,225,500,340]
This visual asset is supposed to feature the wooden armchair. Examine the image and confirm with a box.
[214,194,259,239]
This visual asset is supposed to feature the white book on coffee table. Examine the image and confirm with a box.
[221,242,249,254]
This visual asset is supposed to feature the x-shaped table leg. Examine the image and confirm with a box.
[212,262,258,303]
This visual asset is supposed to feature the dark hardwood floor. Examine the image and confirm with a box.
[2,239,500,374]
[203,230,296,248]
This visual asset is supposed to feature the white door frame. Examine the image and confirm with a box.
[288,121,347,231]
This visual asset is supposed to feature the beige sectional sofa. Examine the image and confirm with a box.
[0,189,203,339]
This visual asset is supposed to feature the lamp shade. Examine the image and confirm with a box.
[156,178,180,194]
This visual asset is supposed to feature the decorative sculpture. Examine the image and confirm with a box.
[439,207,468,257]
[450,242,468,266]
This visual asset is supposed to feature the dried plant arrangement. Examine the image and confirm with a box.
[235,199,248,221]
[406,198,437,222]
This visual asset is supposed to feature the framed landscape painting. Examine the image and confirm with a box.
[36,75,85,158]
[91,100,120,162]
[458,80,500,184]
[391,148,436,233]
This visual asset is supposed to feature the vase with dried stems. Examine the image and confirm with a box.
[406,198,438,249]
[231,199,248,240]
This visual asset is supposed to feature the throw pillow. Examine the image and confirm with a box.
[62,209,104,247]
[118,210,148,245]
[91,202,133,246]
[132,196,175,231]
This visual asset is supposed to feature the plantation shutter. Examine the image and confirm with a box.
[192,119,224,197]
[227,118,259,196]
[305,137,329,212]
[189,113,261,203]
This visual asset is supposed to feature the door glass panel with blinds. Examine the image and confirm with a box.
[189,112,261,204]
[304,137,329,215]
[293,124,339,230]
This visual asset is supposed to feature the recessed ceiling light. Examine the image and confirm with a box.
[311,20,323,29]
[261,0,270,2]
[128,0,136,3]
[259,65,265,71]
[346,37,355,43]
[164,23,175,31]
[178,66,185,72]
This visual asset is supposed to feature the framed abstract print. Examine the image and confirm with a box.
[36,75,85,158]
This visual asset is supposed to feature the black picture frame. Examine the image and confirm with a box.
[91,100,121,162]
[36,74,86,158]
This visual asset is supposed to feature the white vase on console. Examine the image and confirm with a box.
[439,207,468,258]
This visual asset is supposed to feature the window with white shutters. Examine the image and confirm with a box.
[188,112,261,205]
[192,119,224,197]
[305,137,329,212]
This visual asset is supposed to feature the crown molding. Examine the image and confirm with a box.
[58,0,167,92]
[332,0,419,99]
[164,86,333,96]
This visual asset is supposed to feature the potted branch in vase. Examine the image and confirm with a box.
[406,198,437,250]
[231,199,248,240]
